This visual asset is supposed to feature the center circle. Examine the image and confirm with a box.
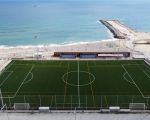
[62,71,95,87]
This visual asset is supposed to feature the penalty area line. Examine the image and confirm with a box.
[121,64,150,99]
[2,65,35,99]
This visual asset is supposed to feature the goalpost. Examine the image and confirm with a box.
[0,89,4,108]
[129,103,146,110]
[0,89,8,112]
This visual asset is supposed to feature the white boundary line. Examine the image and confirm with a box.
[0,71,13,87]
[128,62,150,80]
[144,60,150,68]
[122,64,145,66]
[13,64,66,68]
[0,61,15,91]
[90,64,145,68]
[143,71,150,79]
[2,61,150,108]
[0,63,35,91]
[140,62,150,79]
[0,61,15,76]
[126,62,150,80]
[144,63,150,71]
[121,64,150,99]
[12,64,34,66]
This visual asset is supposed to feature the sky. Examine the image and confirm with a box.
[0,0,149,4]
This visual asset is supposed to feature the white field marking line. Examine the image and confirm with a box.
[12,64,35,66]
[62,71,95,87]
[0,63,34,89]
[4,61,15,70]
[129,62,150,79]
[135,62,150,80]
[0,61,15,76]
[122,64,145,66]
[130,62,150,85]
[0,71,13,87]
[77,60,80,108]
[23,72,34,84]
[123,72,135,84]
[135,62,145,71]
[63,62,69,108]
[136,63,149,79]
[143,71,150,79]
[13,64,33,66]
[92,65,121,67]
[87,61,95,107]
[13,64,66,68]
[123,63,150,79]
[0,104,6,111]
[121,64,150,99]
[143,62,150,71]
[3,65,35,99]
[144,60,150,67]
[4,71,13,72]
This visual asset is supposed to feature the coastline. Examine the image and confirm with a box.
[0,20,150,60]
[0,38,130,59]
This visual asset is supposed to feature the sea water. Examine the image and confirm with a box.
[0,0,150,47]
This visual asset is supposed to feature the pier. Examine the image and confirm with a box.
[100,20,150,44]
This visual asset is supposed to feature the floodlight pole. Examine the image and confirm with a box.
[0,89,4,107]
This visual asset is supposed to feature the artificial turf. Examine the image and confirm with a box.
[0,60,150,110]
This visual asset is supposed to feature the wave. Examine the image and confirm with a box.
[0,38,118,49]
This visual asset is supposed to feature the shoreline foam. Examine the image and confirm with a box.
[0,39,118,49]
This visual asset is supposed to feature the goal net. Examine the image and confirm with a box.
[14,103,30,110]
[129,103,146,110]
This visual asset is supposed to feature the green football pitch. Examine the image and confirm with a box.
[0,60,150,110]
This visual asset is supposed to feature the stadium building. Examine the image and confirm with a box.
[53,52,130,59]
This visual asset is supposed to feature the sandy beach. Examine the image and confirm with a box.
[0,38,129,59]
